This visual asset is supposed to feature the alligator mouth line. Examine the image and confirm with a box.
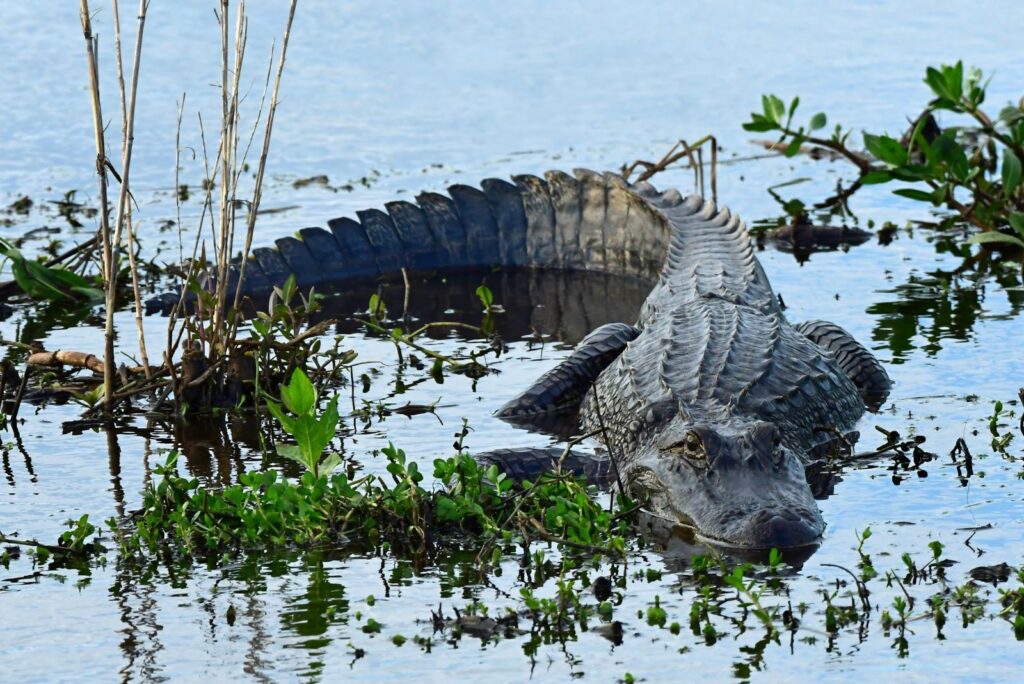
[654,506,825,551]
[693,530,823,552]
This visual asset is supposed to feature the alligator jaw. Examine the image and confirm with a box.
[658,495,825,551]
[621,421,827,551]
[691,512,825,551]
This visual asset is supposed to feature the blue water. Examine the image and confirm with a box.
[3,2,1024,682]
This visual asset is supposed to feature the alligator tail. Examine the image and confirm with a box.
[216,169,674,301]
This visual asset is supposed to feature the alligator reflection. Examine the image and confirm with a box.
[311,268,654,345]
[166,270,653,473]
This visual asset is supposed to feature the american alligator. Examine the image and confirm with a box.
[172,169,890,550]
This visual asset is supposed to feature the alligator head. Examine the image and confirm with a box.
[623,418,825,550]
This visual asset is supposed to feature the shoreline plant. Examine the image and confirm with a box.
[743,62,1024,268]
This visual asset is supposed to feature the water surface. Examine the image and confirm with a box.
[3,2,1024,682]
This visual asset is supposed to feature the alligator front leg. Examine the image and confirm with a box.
[474,447,612,485]
[793,320,891,410]
[496,322,639,419]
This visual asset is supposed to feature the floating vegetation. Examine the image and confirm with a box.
[744,62,1024,271]
[5,0,1024,677]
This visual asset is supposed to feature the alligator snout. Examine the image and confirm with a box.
[755,513,822,549]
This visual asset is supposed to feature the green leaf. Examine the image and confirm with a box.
[809,112,827,131]
[762,95,786,125]
[475,284,494,309]
[926,131,969,180]
[16,260,69,300]
[925,67,948,99]
[1009,212,1024,239]
[290,414,328,466]
[314,396,341,451]
[49,267,103,301]
[276,444,308,469]
[1002,149,1022,198]
[947,61,964,101]
[889,165,931,182]
[281,273,297,304]
[266,399,296,434]
[742,118,778,133]
[367,292,387,319]
[863,133,908,167]
[783,133,806,158]
[787,96,800,120]
[318,453,343,476]
[860,170,893,185]
[0,238,103,302]
[893,188,938,203]
[963,232,1024,249]
[0,237,23,260]
[281,369,316,416]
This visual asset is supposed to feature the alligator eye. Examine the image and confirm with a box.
[684,431,705,458]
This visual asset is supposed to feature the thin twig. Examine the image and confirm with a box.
[232,0,298,312]
[114,0,152,381]
[401,267,411,322]
[105,0,149,403]
[80,0,116,409]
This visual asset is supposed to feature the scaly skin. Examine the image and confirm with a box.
[574,190,867,549]
[155,169,890,549]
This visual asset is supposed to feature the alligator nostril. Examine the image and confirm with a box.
[761,515,820,547]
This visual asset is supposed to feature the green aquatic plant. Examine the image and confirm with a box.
[125,449,620,559]
[744,62,1024,263]
[265,368,342,478]
[0,237,103,302]
[114,384,631,561]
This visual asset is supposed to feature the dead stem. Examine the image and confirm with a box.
[26,350,152,376]
[79,0,116,409]
[114,0,152,380]
[401,267,411,321]
[166,93,188,372]
[621,135,719,204]
[231,0,299,312]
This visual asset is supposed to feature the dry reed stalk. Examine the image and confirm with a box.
[161,0,298,397]
[104,0,150,393]
[80,0,151,408]
[79,0,116,409]
[231,0,299,313]
[165,93,187,373]
[113,0,153,380]
[211,1,246,350]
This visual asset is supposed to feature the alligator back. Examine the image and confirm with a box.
[581,193,864,456]
[585,295,864,454]
[634,191,780,325]
[224,170,676,297]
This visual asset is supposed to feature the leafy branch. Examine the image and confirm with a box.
[744,62,1024,257]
